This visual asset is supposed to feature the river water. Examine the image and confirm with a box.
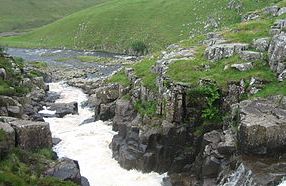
[40,82,165,186]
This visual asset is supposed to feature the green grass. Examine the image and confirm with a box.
[0,148,76,186]
[77,55,112,63]
[28,61,48,69]
[134,100,157,117]
[0,0,279,53]
[132,59,157,90]
[0,0,107,33]
[107,70,130,86]
[167,47,277,89]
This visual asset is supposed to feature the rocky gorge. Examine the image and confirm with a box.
[1,2,286,186]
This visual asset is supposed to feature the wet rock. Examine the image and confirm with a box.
[239,51,262,61]
[52,138,62,146]
[10,119,52,150]
[0,122,15,158]
[203,130,222,145]
[234,97,286,155]
[49,102,78,118]
[80,117,95,125]
[81,176,90,186]
[253,38,270,52]
[44,91,60,103]
[7,106,22,118]
[45,157,81,184]
[205,43,249,61]
[231,62,253,71]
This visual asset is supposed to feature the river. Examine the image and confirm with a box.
[40,82,165,186]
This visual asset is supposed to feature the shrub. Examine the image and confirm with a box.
[131,41,148,56]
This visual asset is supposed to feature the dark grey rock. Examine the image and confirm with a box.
[49,102,78,118]
[45,157,81,184]
[239,51,262,61]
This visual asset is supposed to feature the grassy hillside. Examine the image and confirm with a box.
[0,0,279,53]
[0,0,107,33]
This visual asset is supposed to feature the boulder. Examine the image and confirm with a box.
[0,122,15,158]
[87,84,119,108]
[45,157,81,184]
[231,62,253,71]
[253,38,270,52]
[205,43,249,61]
[234,97,286,155]
[0,96,23,118]
[10,119,52,150]
[264,6,279,16]
[277,7,286,16]
[268,33,286,79]
[242,12,260,22]
[239,51,262,61]
[278,69,286,81]
[95,102,116,121]
[48,102,78,118]
[217,129,236,155]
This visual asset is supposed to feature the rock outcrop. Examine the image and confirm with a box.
[234,96,286,155]
[45,158,82,185]
[205,43,249,61]
[268,33,286,81]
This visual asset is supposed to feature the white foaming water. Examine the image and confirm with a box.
[42,82,165,186]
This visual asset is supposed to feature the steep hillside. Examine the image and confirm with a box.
[0,0,279,53]
[0,0,107,33]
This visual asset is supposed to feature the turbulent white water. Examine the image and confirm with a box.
[41,82,165,186]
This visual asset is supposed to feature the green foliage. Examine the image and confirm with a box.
[108,70,130,86]
[0,148,76,186]
[0,129,6,141]
[28,61,48,69]
[188,83,222,122]
[132,59,157,90]
[77,55,111,63]
[134,100,157,117]
[131,41,148,56]
[0,0,278,52]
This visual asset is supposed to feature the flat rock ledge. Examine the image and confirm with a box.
[233,96,286,155]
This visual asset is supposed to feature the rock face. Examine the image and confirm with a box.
[48,102,78,118]
[234,96,286,155]
[0,96,23,118]
[0,122,15,158]
[112,98,137,131]
[10,119,52,150]
[268,33,286,80]
[231,62,253,72]
[253,38,270,52]
[45,158,81,184]
[205,43,249,61]
[239,51,262,61]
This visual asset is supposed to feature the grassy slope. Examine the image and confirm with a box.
[110,0,286,97]
[0,0,279,53]
[0,0,107,33]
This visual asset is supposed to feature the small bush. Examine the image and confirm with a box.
[134,100,157,117]
[131,41,148,56]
